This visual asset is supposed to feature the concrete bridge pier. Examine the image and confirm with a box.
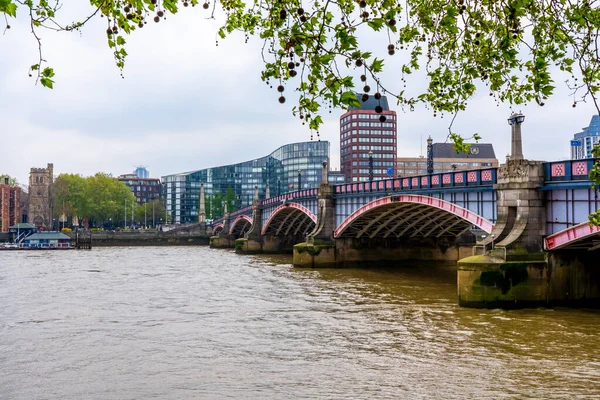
[294,162,337,267]
[210,204,235,249]
[457,159,550,308]
[262,234,306,254]
[332,236,474,268]
[236,187,263,254]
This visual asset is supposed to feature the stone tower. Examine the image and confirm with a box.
[28,163,54,229]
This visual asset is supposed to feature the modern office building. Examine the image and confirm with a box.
[340,94,398,182]
[397,143,498,176]
[117,174,162,205]
[162,141,341,224]
[571,115,600,159]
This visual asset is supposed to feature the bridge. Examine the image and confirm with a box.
[211,159,599,251]
[204,156,600,308]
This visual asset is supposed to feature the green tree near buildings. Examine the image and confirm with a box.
[53,173,90,223]
[52,172,136,228]
[204,187,239,220]
[225,186,239,214]
[0,174,19,187]
[134,199,166,228]
[210,192,224,219]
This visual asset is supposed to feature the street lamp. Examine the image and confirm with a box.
[507,112,525,160]
[426,135,434,174]
[297,170,302,190]
[368,150,374,182]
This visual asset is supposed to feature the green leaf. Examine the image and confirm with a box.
[367,18,384,31]
[41,67,55,78]
[371,58,384,73]
[40,77,54,89]
[0,0,16,17]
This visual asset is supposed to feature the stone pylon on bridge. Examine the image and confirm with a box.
[294,161,337,267]
[198,183,207,234]
[210,202,234,248]
[491,159,546,254]
[236,186,263,254]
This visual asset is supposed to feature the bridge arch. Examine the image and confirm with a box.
[545,222,600,251]
[334,194,494,239]
[229,215,253,237]
[262,203,317,236]
[213,223,224,235]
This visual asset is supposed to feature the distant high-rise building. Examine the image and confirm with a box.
[117,174,161,206]
[340,93,397,182]
[134,166,150,179]
[571,115,600,159]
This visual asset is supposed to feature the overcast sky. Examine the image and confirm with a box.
[1,5,598,186]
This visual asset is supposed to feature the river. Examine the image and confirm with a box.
[1,247,599,399]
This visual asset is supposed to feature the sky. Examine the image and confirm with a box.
[1,4,598,187]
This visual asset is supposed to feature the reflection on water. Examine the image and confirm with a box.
[1,247,599,399]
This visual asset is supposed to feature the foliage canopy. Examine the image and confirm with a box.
[3,0,600,133]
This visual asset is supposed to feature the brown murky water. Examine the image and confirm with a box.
[1,247,599,399]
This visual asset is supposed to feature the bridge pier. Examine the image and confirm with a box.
[334,237,473,268]
[210,235,235,249]
[456,156,600,308]
[293,165,337,267]
[458,250,600,308]
[236,187,264,254]
[262,234,303,254]
[457,159,550,307]
[210,204,235,249]
[294,236,474,268]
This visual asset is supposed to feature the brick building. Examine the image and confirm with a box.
[117,174,161,205]
[0,177,22,232]
[340,94,398,182]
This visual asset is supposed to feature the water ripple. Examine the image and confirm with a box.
[0,247,599,399]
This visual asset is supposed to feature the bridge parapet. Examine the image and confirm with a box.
[333,168,497,196]
[543,158,597,185]
[262,188,319,206]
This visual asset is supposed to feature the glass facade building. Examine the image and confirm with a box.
[162,141,338,224]
[571,115,600,159]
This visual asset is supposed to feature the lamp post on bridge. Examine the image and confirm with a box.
[426,135,434,174]
[368,150,374,182]
[507,112,525,160]
[297,170,302,190]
